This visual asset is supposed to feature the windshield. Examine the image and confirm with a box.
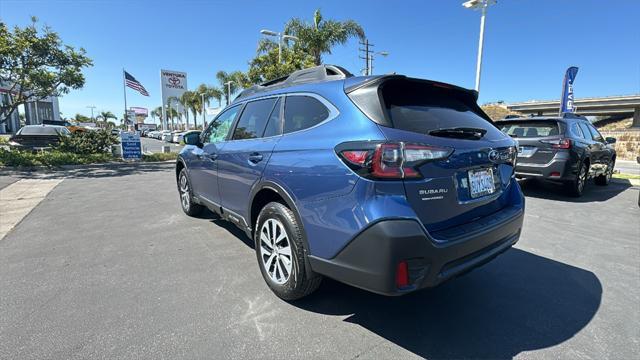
[17,126,70,136]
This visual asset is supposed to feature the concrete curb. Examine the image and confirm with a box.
[612,177,640,186]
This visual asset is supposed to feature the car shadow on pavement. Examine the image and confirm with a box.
[197,209,255,249]
[519,178,631,202]
[294,248,602,360]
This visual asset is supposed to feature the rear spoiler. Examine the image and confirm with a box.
[344,75,491,127]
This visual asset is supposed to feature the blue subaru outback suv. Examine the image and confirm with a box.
[177,65,524,300]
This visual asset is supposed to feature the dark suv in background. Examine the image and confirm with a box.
[497,114,616,196]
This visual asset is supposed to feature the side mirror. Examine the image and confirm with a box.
[183,132,201,147]
[605,137,616,144]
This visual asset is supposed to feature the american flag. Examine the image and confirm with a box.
[124,71,149,96]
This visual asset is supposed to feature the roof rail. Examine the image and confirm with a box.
[235,65,353,101]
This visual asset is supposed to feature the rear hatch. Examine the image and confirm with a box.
[346,76,517,237]
[497,119,563,165]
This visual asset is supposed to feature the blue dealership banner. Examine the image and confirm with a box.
[120,132,142,160]
[559,66,579,114]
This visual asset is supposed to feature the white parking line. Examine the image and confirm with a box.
[0,179,62,240]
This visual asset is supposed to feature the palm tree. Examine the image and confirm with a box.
[216,71,249,105]
[285,9,365,65]
[97,111,116,128]
[167,96,182,130]
[179,92,193,129]
[151,106,163,126]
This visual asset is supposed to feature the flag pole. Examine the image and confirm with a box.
[122,68,128,130]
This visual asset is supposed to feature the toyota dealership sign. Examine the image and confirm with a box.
[160,69,188,115]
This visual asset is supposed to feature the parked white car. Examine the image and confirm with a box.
[161,130,173,142]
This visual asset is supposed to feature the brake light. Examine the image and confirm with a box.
[337,141,453,180]
[541,138,571,149]
[396,260,410,288]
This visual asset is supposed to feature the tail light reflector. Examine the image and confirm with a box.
[541,138,571,149]
[396,260,410,288]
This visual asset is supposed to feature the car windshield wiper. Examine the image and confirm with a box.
[429,127,487,140]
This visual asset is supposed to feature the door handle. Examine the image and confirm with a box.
[208,153,218,160]
[248,153,263,163]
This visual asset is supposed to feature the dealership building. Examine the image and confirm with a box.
[0,83,61,134]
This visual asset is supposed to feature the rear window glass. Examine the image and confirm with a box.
[380,80,493,133]
[499,121,559,138]
[284,96,329,134]
[17,126,69,135]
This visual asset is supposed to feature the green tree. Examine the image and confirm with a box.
[151,106,163,124]
[96,111,116,128]
[247,39,315,84]
[285,9,365,65]
[0,17,93,125]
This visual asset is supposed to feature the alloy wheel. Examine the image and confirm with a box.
[259,218,293,285]
[179,174,190,210]
[577,166,587,193]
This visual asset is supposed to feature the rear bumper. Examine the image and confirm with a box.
[308,206,524,296]
[515,157,574,181]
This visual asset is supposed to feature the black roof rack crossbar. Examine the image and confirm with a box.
[235,64,353,101]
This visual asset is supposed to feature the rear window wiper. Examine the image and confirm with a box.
[429,127,487,140]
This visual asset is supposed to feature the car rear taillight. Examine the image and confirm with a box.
[337,141,453,180]
[541,138,571,149]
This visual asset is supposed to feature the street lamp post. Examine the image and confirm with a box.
[463,0,496,93]
[224,81,234,106]
[368,51,389,75]
[260,29,299,64]
[200,93,206,129]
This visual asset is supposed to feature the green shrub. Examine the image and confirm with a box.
[56,129,119,155]
[0,149,115,167]
[142,152,178,162]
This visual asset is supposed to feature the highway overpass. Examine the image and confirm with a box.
[505,95,640,126]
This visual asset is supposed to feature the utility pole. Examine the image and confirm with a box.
[359,39,372,76]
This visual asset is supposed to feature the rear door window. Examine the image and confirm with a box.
[578,123,593,142]
[499,121,560,138]
[262,98,282,137]
[283,96,329,134]
[570,123,585,139]
[232,98,278,140]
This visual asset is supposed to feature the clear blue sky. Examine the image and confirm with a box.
[1,0,639,122]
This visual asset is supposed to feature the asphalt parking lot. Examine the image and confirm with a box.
[140,137,184,153]
[0,164,638,359]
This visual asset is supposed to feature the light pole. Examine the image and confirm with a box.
[463,0,496,93]
[200,93,207,129]
[224,81,234,106]
[86,105,96,121]
[368,51,389,75]
[260,29,299,64]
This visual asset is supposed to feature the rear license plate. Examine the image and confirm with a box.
[468,168,496,198]
[518,146,536,158]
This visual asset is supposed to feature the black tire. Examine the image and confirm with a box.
[255,202,322,300]
[595,159,614,186]
[177,168,204,216]
[566,161,588,197]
